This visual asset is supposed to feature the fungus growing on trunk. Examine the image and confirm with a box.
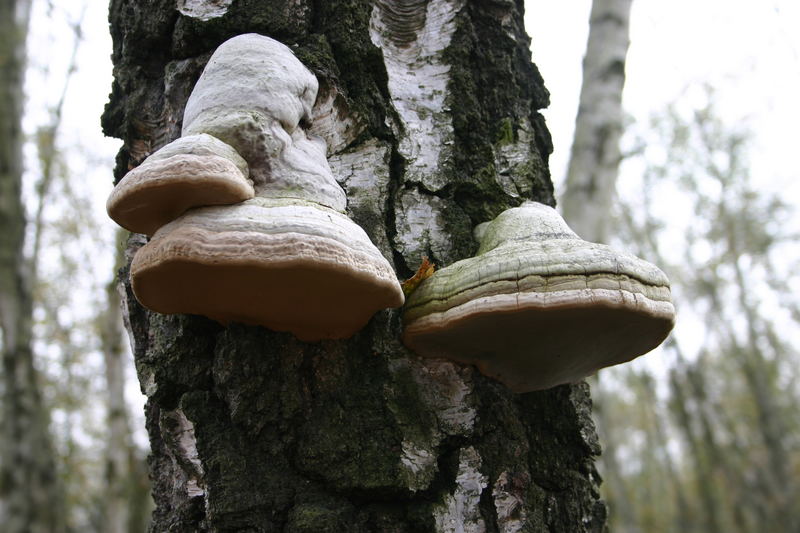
[112,33,404,340]
[402,202,675,392]
[132,198,403,341]
[181,33,345,211]
[107,134,253,236]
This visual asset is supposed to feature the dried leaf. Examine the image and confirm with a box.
[402,256,435,297]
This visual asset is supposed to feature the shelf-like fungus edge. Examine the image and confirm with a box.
[107,134,254,236]
[131,197,405,341]
[402,202,675,392]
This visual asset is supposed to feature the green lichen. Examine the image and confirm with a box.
[286,497,356,532]
[452,164,520,227]
[495,117,515,146]
[312,0,393,139]
[438,198,477,262]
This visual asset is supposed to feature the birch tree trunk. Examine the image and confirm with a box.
[560,0,633,243]
[0,1,65,531]
[102,1,606,530]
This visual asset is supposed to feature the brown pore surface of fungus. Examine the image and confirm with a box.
[107,134,254,236]
[402,202,675,392]
[131,198,405,341]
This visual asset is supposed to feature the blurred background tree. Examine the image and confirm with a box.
[599,96,800,532]
[1,0,150,531]
[561,0,633,244]
[554,1,800,531]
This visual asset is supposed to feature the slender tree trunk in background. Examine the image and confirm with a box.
[0,1,65,531]
[682,362,753,533]
[101,229,148,533]
[560,0,633,243]
[646,386,694,533]
[592,385,641,533]
[729,252,796,529]
[634,371,692,533]
[668,368,723,533]
[102,0,606,530]
[30,4,86,272]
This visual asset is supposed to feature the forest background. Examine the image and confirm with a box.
[2,0,799,531]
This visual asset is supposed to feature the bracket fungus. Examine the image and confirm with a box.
[108,33,404,340]
[107,134,254,236]
[402,202,675,392]
[131,197,403,341]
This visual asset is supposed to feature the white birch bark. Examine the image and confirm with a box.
[560,0,633,243]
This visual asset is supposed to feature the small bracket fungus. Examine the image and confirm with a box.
[107,134,254,236]
[402,202,675,392]
[108,33,404,340]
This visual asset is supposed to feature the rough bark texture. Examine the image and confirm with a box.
[560,0,632,243]
[103,1,606,531]
[0,0,66,531]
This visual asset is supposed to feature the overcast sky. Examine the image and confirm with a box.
[27,1,800,205]
[527,0,800,196]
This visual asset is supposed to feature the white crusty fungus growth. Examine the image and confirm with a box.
[402,202,675,392]
[108,34,404,340]
[182,33,346,211]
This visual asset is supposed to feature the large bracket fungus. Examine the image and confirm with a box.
[107,34,404,340]
[402,202,675,392]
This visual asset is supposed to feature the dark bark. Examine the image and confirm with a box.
[103,1,605,530]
